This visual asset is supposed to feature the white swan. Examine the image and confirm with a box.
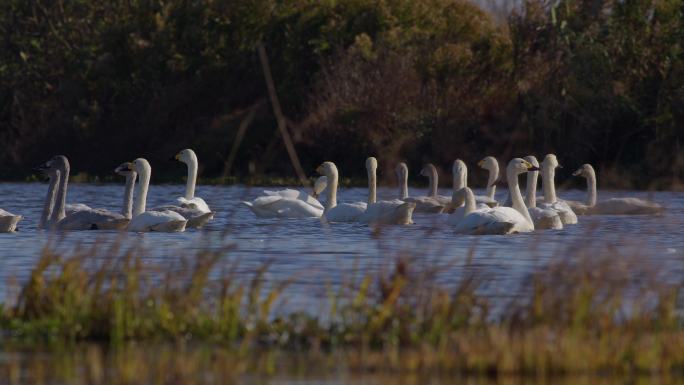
[538,154,578,225]
[125,158,188,232]
[443,159,489,216]
[452,158,537,234]
[454,159,498,208]
[241,176,328,218]
[404,163,450,213]
[0,209,21,232]
[172,149,211,213]
[36,156,130,230]
[358,157,415,225]
[477,156,500,202]
[570,164,663,215]
[316,161,367,222]
[522,155,563,230]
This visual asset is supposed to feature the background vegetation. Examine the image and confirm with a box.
[0,0,682,188]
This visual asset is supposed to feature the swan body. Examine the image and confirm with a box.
[35,156,132,231]
[58,162,139,230]
[65,203,93,215]
[242,176,327,218]
[572,164,663,215]
[0,209,22,232]
[358,157,415,225]
[359,200,415,225]
[172,149,212,213]
[125,158,187,232]
[402,163,449,213]
[538,154,578,225]
[452,159,537,234]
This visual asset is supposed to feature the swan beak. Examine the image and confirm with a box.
[477,160,484,167]
[170,153,181,161]
[557,164,563,169]
[528,165,540,172]
[316,164,324,175]
[572,169,582,176]
[33,162,50,173]
[115,162,133,173]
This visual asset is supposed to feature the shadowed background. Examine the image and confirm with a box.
[0,0,681,188]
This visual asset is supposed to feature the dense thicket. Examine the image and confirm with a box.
[0,0,681,187]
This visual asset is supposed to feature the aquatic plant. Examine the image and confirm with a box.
[1,236,683,380]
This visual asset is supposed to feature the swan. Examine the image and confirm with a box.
[477,156,500,202]
[522,155,563,230]
[35,156,130,230]
[570,164,663,215]
[0,208,21,232]
[443,159,490,216]
[404,163,450,213]
[452,158,538,234]
[358,157,415,225]
[125,158,188,232]
[172,149,211,213]
[538,154,578,225]
[241,176,328,218]
[316,161,367,222]
[455,159,498,208]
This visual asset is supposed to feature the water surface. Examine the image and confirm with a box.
[0,182,682,309]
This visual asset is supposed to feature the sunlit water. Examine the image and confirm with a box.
[0,182,682,312]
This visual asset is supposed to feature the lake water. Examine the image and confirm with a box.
[0,182,683,311]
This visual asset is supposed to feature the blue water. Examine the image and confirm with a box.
[0,182,682,311]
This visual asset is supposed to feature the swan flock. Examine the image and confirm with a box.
[0,151,664,233]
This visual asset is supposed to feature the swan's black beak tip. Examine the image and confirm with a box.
[528,166,540,172]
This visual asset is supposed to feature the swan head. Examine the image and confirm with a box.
[572,163,595,178]
[316,161,337,177]
[509,158,539,175]
[115,162,135,177]
[173,149,197,164]
[420,163,436,177]
[312,176,328,198]
[365,157,378,172]
[542,154,562,169]
[35,155,68,176]
[477,156,498,171]
[452,159,466,176]
[129,158,152,175]
[523,155,540,168]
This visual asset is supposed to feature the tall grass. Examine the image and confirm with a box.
[1,237,683,380]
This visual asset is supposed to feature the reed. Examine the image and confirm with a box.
[1,237,683,381]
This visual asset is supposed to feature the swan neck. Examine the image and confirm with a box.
[134,167,150,216]
[452,167,466,208]
[453,167,465,192]
[54,161,70,223]
[368,168,376,204]
[185,158,198,199]
[464,188,476,217]
[428,168,438,197]
[542,164,557,203]
[399,171,408,199]
[486,166,498,199]
[123,173,136,218]
[586,170,597,206]
[40,171,59,229]
[508,168,533,226]
[325,168,338,211]
[525,169,538,208]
